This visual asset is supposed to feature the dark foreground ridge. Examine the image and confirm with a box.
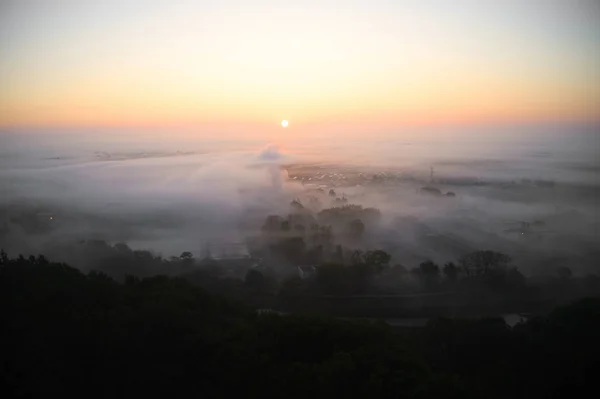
[2,253,599,398]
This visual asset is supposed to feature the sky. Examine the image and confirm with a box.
[1,0,599,139]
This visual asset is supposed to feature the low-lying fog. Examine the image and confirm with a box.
[1,125,599,275]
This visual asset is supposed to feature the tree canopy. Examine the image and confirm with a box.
[1,253,598,399]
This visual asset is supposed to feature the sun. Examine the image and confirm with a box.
[281,120,289,128]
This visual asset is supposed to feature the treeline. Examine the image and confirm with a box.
[5,200,596,316]
[1,253,598,398]
[255,202,382,264]
[266,249,600,317]
[14,233,599,316]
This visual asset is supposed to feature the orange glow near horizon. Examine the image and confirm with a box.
[1,1,599,136]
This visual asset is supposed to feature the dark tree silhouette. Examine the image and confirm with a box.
[459,250,511,279]
[362,250,391,271]
[1,252,599,399]
[443,262,459,282]
[262,214,284,232]
[245,269,265,290]
[115,242,132,253]
[348,218,365,240]
[270,237,307,265]
[417,260,440,289]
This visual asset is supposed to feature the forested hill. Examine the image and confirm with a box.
[2,253,599,398]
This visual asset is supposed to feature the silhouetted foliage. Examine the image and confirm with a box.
[1,253,598,399]
[318,205,381,230]
[443,262,459,282]
[262,214,284,232]
[270,237,307,265]
[416,260,441,289]
[244,268,277,294]
[352,249,391,269]
[313,250,391,295]
[347,218,365,240]
[459,250,511,279]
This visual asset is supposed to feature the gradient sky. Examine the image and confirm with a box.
[1,0,599,138]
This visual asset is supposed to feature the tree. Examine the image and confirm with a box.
[391,264,408,276]
[290,199,304,210]
[362,207,382,225]
[350,250,391,270]
[505,267,526,288]
[459,250,511,279]
[363,250,391,270]
[262,215,284,232]
[245,269,265,291]
[418,260,440,289]
[133,249,154,262]
[419,260,440,276]
[305,245,324,264]
[280,275,304,296]
[3,251,600,399]
[115,242,132,253]
[316,225,333,252]
[350,250,364,266]
[270,237,306,265]
[333,245,344,264]
[443,262,459,282]
[294,224,306,234]
[0,249,8,264]
[315,263,351,294]
[178,252,195,271]
[348,219,365,241]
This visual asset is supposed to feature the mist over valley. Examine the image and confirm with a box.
[2,126,598,278]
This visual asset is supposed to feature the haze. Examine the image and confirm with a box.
[1,1,599,275]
